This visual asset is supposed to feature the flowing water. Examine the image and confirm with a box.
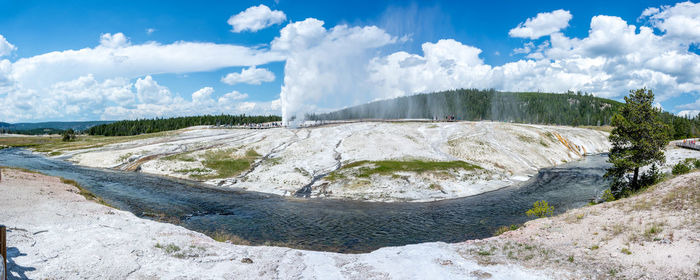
[0,148,610,253]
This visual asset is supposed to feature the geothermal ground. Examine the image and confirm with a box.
[50,121,611,202]
[1,166,698,279]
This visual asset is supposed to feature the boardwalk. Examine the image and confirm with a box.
[677,139,700,151]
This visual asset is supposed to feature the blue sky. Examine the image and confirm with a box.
[0,0,699,122]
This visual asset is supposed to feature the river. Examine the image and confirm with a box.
[0,148,610,253]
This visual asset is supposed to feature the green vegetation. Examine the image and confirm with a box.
[189,148,261,180]
[326,159,481,180]
[86,114,280,136]
[621,248,632,255]
[526,200,554,218]
[494,224,520,236]
[308,89,623,126]
[0,131,173,154]
[606,88,670,199]
[644,223,664,240]
[61,129,76,142]
[154,243,181,254]
[672,162,692,175]
[602,189,616,202]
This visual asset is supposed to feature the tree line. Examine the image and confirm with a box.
[86,114,281,136]
[308,89,623,126]
[307,88,700,140]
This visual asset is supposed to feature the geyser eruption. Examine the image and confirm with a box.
[273,18,396,125]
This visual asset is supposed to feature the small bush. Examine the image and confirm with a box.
[693,159,700,169]
[568,256,574,262]
[602,189,616,202]
[672,162,691,175]
[526,200,554,218]
[621,248,632,255]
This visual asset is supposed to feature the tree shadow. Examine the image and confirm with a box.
[6,247,35,280]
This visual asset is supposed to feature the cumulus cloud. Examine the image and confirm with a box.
[100,32,130,48]
[509,9,572,39]
[641,1,700,43]
[0,34,17,57]
[368,13,700,103]
[218,90,248,102]
[272,18,396,123]
[221,66,275,85]
[228,4,286,33]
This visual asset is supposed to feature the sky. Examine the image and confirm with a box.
[1,0,700,123]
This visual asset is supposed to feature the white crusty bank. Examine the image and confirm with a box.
[58,121,611,202]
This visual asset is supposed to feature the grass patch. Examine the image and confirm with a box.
[516,134,535,143]
[209,230,253,245]
[117,152,134,162]
[163,153,196,162]
[190,148,260,180]
[662,178,700,210]
[155,243,181,254]
[644,223,664,240]
[326,159,481,180]
[494,224,520,236]
[621,248,632,255]
[59,178,113,208]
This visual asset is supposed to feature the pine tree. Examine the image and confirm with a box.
[606,88,670,197]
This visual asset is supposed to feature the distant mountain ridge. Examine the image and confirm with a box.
[308,89,623,126]
[0,121,114,133]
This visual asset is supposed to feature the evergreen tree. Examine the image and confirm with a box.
[605,88,670,197]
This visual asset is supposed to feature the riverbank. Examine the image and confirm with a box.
[0,168,558,279]
[32,121,611,202]
[2,167,698,278]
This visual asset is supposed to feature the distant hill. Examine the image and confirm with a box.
[308,89,623,126]
[0,121,114,135]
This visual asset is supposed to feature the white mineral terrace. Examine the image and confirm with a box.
[54,121,611,202]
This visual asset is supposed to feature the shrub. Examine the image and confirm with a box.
[602,189,616,202]
[639,164,661,188]
[694,159,700,169]
[526,200,554,218]
[672,162,691,175]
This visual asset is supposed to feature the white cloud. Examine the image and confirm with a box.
[221,66,275,85]
[192,86,214,103]
[272,18,396,124]
[0,34,17,57]
[509,9,572,39]
[8,34,284,89]
[146,28,156,35]
[218,90,248,102]
[343,4,699,120]
[228,4,286,33]
[641,1,700,43]
[100,32,130,48]
[135,75,173,104]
